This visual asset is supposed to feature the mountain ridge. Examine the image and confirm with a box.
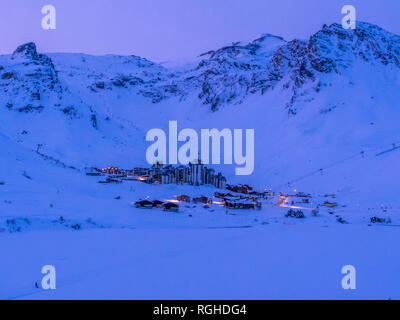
[2,21,400,112]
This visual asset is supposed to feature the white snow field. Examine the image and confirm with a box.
[1,225,399,300]
[0,148,399,299]
[1,22,400,299]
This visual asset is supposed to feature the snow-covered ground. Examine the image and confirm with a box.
[1,224,399,300]
[1,165,399,299]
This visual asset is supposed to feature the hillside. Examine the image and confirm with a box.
[0,22,399,209]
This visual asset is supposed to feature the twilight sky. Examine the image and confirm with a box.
[0,0,399,62]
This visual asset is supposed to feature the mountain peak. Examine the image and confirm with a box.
[252,33,285,43]
[319,21,399,40]
[308,21,400,70]
[11,42,38,61]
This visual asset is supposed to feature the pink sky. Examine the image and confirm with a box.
[0,0,398,62]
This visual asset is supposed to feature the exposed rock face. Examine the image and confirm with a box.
[11,42,39,61]
[1,42,61,113]
[2,21,400,115]
[10,42,59,83]
[163,34,287,110]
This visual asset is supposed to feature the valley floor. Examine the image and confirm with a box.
[1,162,399,300]
[0,195,399,299]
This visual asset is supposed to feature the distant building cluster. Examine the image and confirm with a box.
[214,191,263,210]
[90,161,226,189]
[100,166,123,175]
[134,190,265,213]
[132,161,227,189]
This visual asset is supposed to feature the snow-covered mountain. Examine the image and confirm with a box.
[1,21,400,208]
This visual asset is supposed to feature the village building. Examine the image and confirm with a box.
[224,198,255,210]
[177,195,191,202]
[153,160,226,189]
[226,184,252,194]
[324,201,337,208]
[152,200,164,208]
[214,192,236,199]
[193,196,209,204]
[163,202,179,212]
[92,160,227,189]
[134,200,153,209]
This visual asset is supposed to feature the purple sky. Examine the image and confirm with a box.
[0,0,399,62]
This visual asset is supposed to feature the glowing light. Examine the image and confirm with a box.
[276,195,312,211]
[212,201,224,205]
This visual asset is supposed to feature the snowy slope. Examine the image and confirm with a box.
[0,21,399,210]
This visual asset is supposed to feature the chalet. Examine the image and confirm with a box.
[163,202,179,212]
[135,200,153,209]
[226,184,252,194]
[224,199,255,210]
[193,196,209,204]
[324,201,337,208]
[177,195,191,202]
[152,200,164,208]
[214,192,236,199]
[370,217,385,223]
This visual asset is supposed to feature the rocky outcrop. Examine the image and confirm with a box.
[2,21,400,114]
[1,42,61,113]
